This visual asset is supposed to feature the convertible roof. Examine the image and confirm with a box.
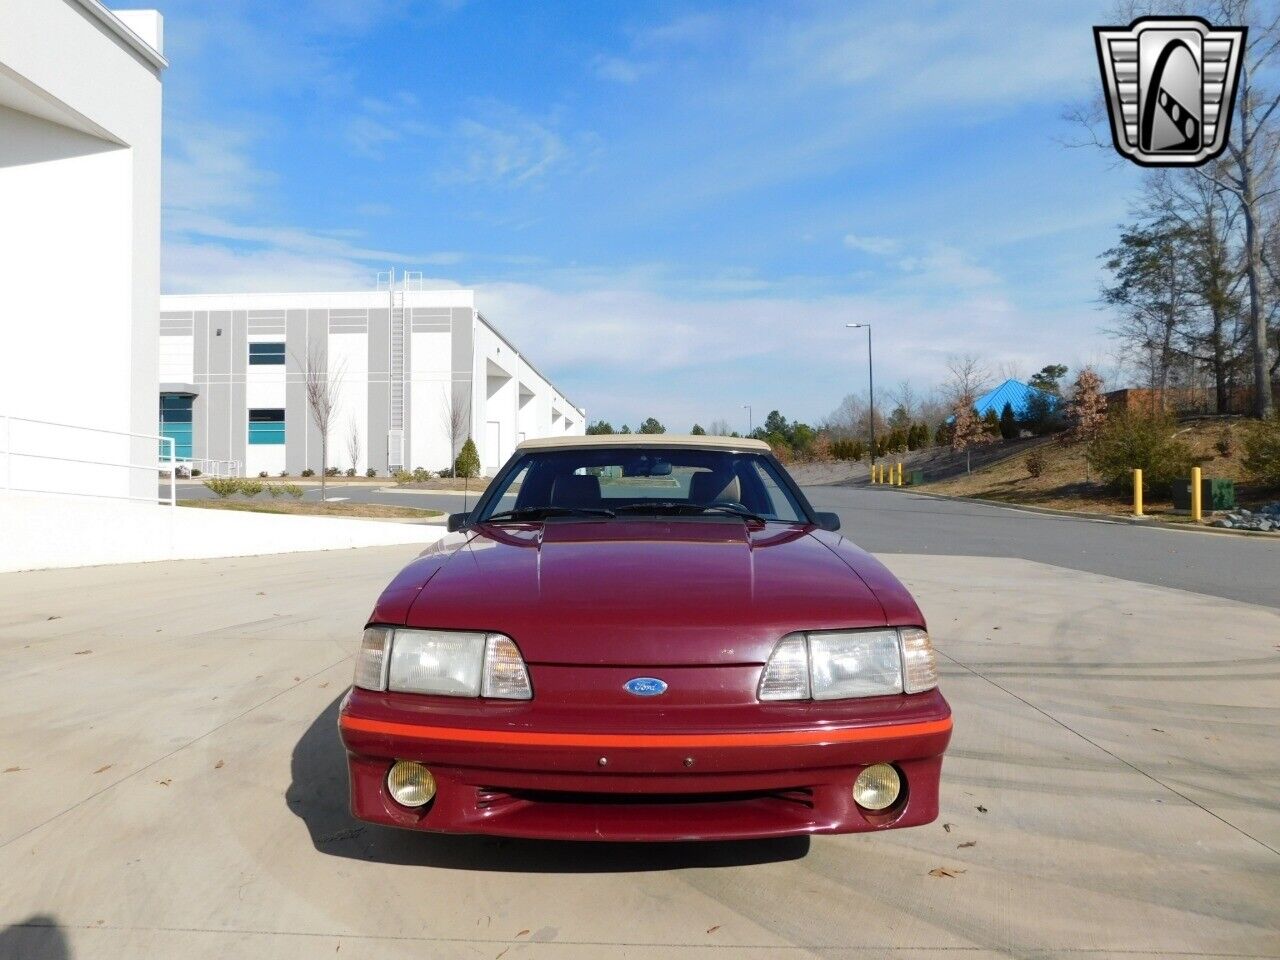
[516,434,772,453]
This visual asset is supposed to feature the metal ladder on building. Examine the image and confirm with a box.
[382,269,423,472]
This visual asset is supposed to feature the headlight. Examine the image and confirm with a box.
[353,627,532,699]
[758,627,937,701]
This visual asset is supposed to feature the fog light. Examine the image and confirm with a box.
[853,763,901,811]
[387,761,436,808]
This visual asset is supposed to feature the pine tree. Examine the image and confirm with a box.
[454,438,481,479]
[999,402,1018,440]
[982,408,1001,437]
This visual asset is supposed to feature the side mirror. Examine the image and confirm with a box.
[814,511,841,532]
[447,512,470,532]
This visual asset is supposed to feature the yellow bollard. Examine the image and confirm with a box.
[1133,468,1143,516]
[896,462,904,486]
[873,463,880,484]
[1190,465,1202,522]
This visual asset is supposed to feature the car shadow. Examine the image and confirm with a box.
[0,915,71,960]
[288,695,811,872]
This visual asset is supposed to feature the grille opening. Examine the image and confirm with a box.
[480,787,815,809]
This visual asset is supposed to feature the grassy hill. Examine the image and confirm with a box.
[915,418,1277,517]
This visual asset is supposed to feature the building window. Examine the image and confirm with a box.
[159,394,193,460]
[248,408,286,445]
[249,342,286,365]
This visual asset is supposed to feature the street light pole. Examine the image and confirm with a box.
[742,404,753,436]
[845,324,874,469]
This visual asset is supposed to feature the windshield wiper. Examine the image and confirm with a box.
[482,506,616,523]
[613,501,768,523]
[692,502,768,523]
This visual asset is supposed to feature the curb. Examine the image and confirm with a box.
[884,486,1280,540]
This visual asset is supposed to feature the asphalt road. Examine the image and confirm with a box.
[805,484,1280,609]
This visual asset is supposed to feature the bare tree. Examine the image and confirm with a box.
[943,354,991,405]
[1196,0,1279,416]
[347,416,361,475]
[993,360,1027,383]
[296,345,344,502]
[707,417,733,436]
[890,381,917,421]
[441,387,471,468]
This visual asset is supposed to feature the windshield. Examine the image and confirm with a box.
[474,447,807,524]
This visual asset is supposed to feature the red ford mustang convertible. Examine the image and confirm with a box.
[338,435,951,841]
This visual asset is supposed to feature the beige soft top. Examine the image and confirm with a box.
[516,434,771,453]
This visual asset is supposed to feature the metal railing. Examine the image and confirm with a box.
[1,414,176,506]
[183,458,241,479]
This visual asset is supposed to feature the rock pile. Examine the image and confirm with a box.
[1211,502,1280,532]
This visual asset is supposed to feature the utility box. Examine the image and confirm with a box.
[907,468,924,486]
[1172,476,1236,512]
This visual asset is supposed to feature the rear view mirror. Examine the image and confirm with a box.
[447,512,470,532]
[622,457,673,477]
[814,511,841,532]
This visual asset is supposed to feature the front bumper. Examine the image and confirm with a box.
[338,688,951,841]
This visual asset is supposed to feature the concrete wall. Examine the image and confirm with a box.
[0,0,164,500]
[0,491,445,573]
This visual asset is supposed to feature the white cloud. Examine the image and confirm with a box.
[591,55,642,83]
[440,105,577,185]
[895,245,1001,290]
[776,1,1096,109]
[638,13,722,47]
[164,120,270,213]
[843,234,900,256]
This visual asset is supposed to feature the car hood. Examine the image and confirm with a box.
[393,519,921,666]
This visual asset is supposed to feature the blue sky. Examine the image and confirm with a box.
[152,0,1143,429]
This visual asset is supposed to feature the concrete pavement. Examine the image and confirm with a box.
[0,543,1276,958]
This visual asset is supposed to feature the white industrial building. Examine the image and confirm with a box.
[0,0,165,502]
[0,2,446,570]
[160,277,585,478]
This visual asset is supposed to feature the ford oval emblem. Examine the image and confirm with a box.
[624,677,667,697]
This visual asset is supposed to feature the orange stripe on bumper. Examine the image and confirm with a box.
[339,714,952,749]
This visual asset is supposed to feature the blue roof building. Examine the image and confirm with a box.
[972,379,1059,419]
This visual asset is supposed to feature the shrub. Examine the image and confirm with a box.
[203,477,240,498]
[455,438,481,479]
[301,468,315,478]
[366,468,377,478]
[412,467,432,483]
[325,466,340,477]
[191,468,203,477]
[830,439,855,460]
[1086,408,1194,491]
[1241,413,1280,484]
[258,471,269,478]
[810,433,833,462]
[345,467,356,477]
[266,483,283,498]
[237,479,264,498]
[282,483,305,499]
[1025,450,1046,478]
[392,469,413,485]
[279,470,289,477]
[1214,427,1234,458]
